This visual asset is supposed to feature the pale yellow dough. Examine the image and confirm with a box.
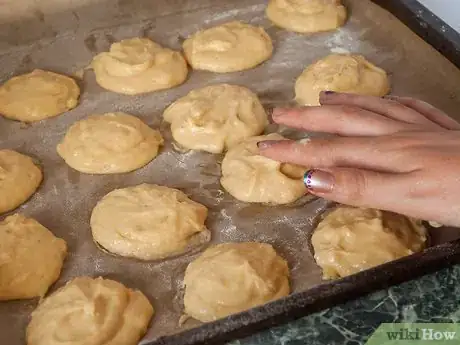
[57,112,164,174]
[0,150,42,214]
[0,69,80,122]
[26,277,154,345]
[184,242,290,322]
[295,54,390,105]
[0,214,67,300]
[163,84,268,153]
[221,133,307,204]
[311,207,427,280]
[91,37,188,95]
[266,0,347,33]
[91,184,210,260]
[183,21,273,73]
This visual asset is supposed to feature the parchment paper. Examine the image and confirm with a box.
[2,0,460,344]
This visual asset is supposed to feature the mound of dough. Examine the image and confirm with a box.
[311,207,427,280]
[0,69,80,122]
[163,84,268,153]
[26,277,153,345]
[0,214,67,300]
[221,133,307,204]
[0,150,42,214]
[183,21,273,73]
[57,112,164,174]
[295,54,390,105]
[266,0,347,33]
[91,184,209,260]
[184,242,290,322]
[91,37,188,95]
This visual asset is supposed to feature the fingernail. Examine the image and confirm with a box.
[272,107,288,118]
[257,140,283,150]
[319,91,336,104]
[303,169,335,193]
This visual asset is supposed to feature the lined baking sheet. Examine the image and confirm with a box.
[2,0,460,343]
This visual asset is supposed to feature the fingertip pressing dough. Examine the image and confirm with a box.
[183,242,290,322]
[57,112,164,174]
[26,277,154,345]
[0,214,67,300]
[0,150,43,214]
[0,69,80,122]
[91,37,188,95]
[163,84,268,153]
[220,133,307,204]
[311,206,427,280]
[91,184,210,260]
[295,54,390,105]
[183,21,273,73]
[266,0,347,33]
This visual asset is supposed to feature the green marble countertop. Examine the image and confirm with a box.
[231,264,460,345]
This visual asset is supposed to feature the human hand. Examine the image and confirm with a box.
[257,91,460,226]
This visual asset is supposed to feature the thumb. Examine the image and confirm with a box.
[304,168,411,211]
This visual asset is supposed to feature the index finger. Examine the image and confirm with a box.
[272,105,414,137]
[257,137,418,173]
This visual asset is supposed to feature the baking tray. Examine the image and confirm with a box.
[1,0,460,344]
